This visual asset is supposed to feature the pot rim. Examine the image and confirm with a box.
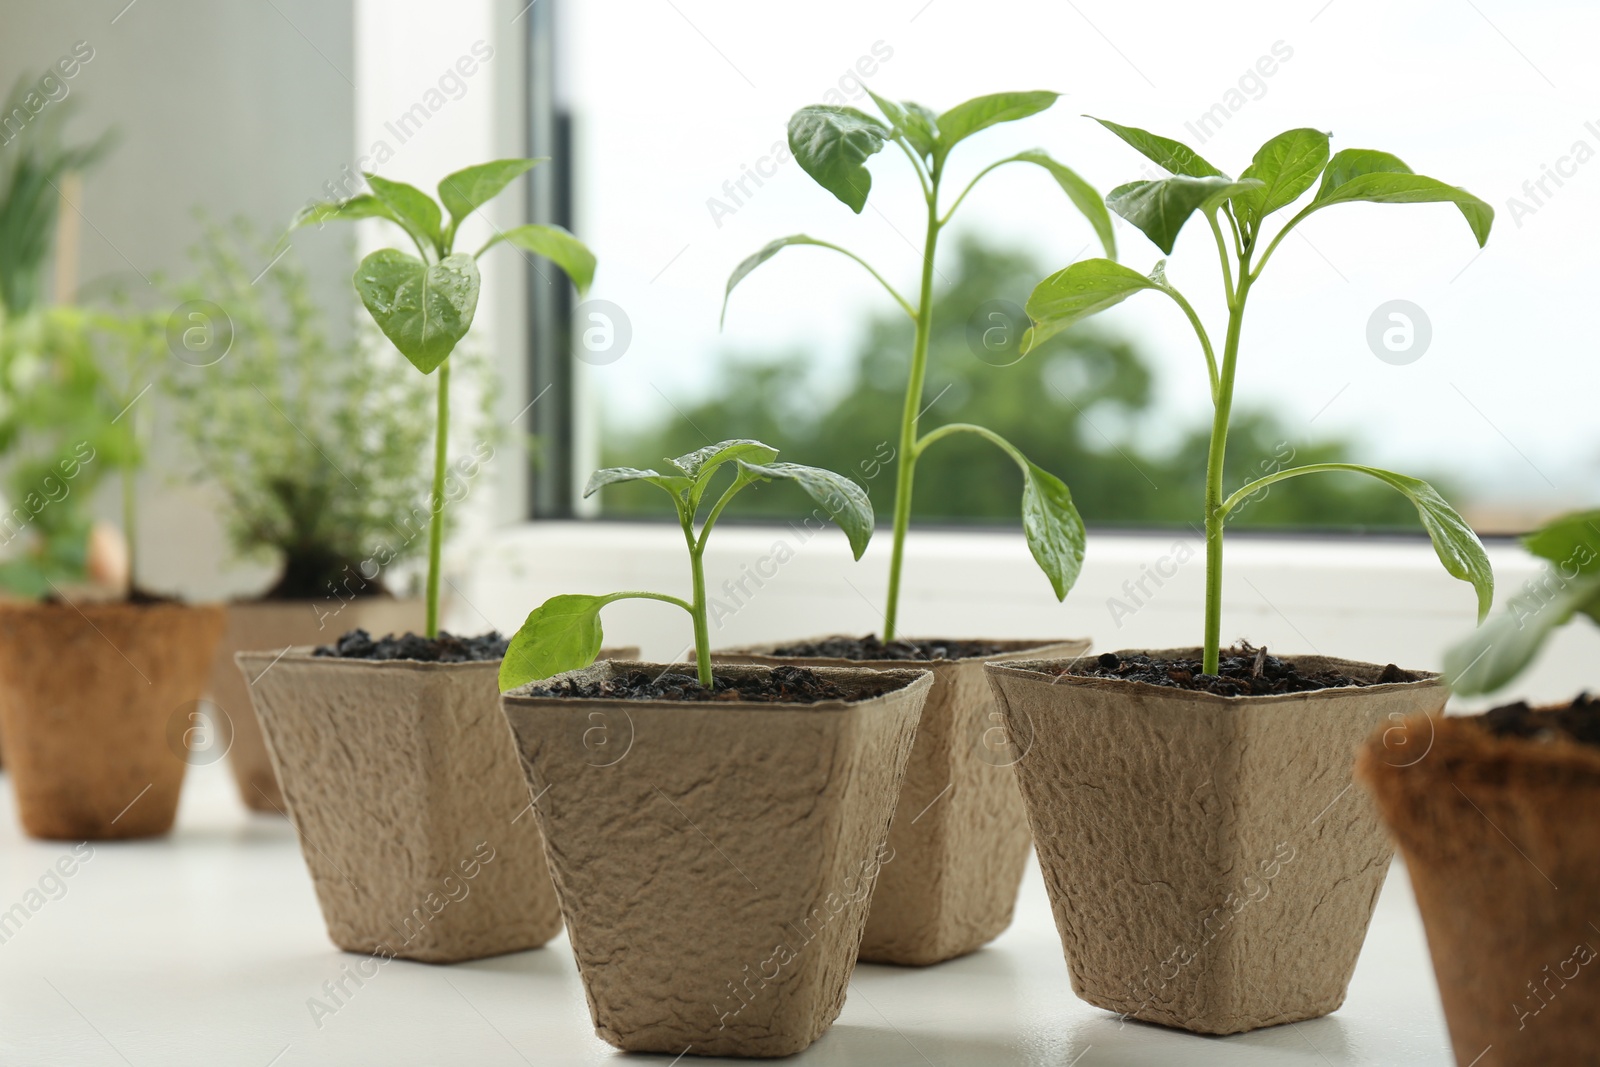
[988,646,1441,706]
[715,633,1090,666]
[1367,705,1600,780]
[504,659,934,711]
[235,647,502,673]
[0,598,224,617]
[224,593,420,608]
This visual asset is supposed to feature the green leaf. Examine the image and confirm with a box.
[936,92,1058,158]
[863,92,940,161]
[290,194,398,230]
[1023,258,1161,350]
[721,235,831,327]
[353,250,479,374]
[1444,574,1600,696]
[1524,509,1600,574]
[901,101,940,159]
[583,467,694,499]
[1089,117,1222,178]
[1020,460,1086,600]
[669,439,779,479]
[481,223,596,298]
[788,105,889,213]
[1316,148,1410,192]
[1233,128,1331,230]
[1107,176,1264,255]
[1310,149,1493,247]
[364,173,443,252]
[1001,150,1116,259]
[437,158,545,230]
[737,460,875,559]
[1253,465,1494,621]
[500,594,608,690]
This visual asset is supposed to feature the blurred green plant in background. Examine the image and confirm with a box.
[163,220,479,600]
[0,306,135,597]
[0,77,121,598]
[0,77,112,317]
[603,237,1438,531]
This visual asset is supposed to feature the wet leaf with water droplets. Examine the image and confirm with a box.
[353,250,480,373]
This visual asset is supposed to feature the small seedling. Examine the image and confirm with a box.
[294,158,595,637]
[723,91,1115,639]
[1025,121,1495,673]
[499,439,873,690]
[1446,509,1600,694]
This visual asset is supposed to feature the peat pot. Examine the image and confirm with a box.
[985,648,1445,1035]
[236,645,635,963]
[0,600,225,840]
[1358,703,1600,1067]
[208,597,423,813]
[501,661,934,1058]
[718,636,1089,966]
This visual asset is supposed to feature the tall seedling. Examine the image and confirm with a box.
[1025,121,1495,672]
[723,92,1115,638]
[295,159,594,637]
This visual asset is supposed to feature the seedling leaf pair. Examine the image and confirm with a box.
[501,441,874,691]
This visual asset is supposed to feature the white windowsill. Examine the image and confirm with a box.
[451,522,1589,708]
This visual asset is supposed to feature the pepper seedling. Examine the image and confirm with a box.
[1024,121,1495,674]
[1446,509,1600,694]
[293,158,595,638]
[499,439,874,690]
[722,91,1115,639]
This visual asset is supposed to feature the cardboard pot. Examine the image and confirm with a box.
[985,648,1445,1035]
[208,597,423,813]
[0,600,225,840]
[502,661,933,1057]
[236,645,634,963]
[1357,707,1600,1066]
[718,636,1089,965]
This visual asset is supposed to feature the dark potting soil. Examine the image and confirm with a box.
[526,664,895,704]
[1056,643,1417,697]
[1478,693,1600,748]
[313,628,508,663]
[770,634,1013,661]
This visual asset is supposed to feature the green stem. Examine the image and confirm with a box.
[915,421,1016,462]
[689,542,712,687]
[1159,284,1219,402]
[425,357,450,638]
[883,170,942,641]
[121,467,137,593]
[1203,275,1250,674]
[1250,204,1314,282]
[1218,462,1377,518]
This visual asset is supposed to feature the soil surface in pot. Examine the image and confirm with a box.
[771,634,1013,661]
[527,664,900,703]
[1479,693,1600,745]
[1059,643,1416,696]
[314,628,508,662]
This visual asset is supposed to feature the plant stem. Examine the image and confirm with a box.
[883,173,942,641]
[425,357,450,639]
[1202,275,1250,674]
[689,542,712,687]
[121,468,137,594]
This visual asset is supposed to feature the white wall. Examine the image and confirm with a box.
[1,0,358,599]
